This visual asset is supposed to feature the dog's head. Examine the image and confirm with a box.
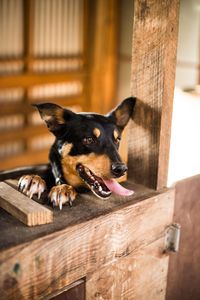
[34,97,136,198]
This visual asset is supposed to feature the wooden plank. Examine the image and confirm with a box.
[88,0,120,114]
[0,95,83,117]
[0,125,49,145]
[129,0,180,189]
[87,237,169,300]
[0,72,85,88]
[0,182,53,226]
[0,149,49,170]
[46,279,85,300]
[0,189,174,299]
[0,177,153,249]
[166,175,200,300]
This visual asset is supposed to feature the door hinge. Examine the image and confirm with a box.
[164,223,181,252]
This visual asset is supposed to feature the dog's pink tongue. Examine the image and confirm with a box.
[103,179,134,196]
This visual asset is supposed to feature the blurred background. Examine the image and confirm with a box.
[0,0,133,170]
[0,0,200,188]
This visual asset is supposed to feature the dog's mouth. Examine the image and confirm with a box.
[76,163,134,199]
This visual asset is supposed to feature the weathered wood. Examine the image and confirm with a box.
[129,0,180,189]
[46,279,85,300]
[0,178,153,250]
[0,189,174,300]
[0,182,53,226]
[87,237,168,300]
[166,175,200,300]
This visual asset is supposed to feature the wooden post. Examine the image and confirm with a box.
[88,0,120,114]
[129,0,180,189]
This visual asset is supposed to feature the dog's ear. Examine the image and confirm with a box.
[107,97,136,130]
[33,103,76,135]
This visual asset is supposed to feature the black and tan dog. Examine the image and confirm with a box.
[18,97,136,209]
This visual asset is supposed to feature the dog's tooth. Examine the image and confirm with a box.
[86,170,91,176]
[94,180,100,188]
[98,186,103,192]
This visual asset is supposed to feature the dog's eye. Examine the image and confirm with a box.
[82,137,96,145]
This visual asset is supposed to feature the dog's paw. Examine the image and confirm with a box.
[18,175,46,199]
[48,184,77,210]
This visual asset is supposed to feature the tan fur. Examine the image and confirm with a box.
[55,109,65,124]
[113,129,119,140]
[61,145,111,187]
[62,143,73,157]
[41,107,65,126]
[93,127,101,138]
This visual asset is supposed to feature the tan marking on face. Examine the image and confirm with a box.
[61,153,111,187]
[113,129,119,140]
[62,143,73,157]
[93,127,101,138]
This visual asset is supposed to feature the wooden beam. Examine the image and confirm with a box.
[0,149,49,171]
[0,95,83,117]
[88,0,120,114]
[0,182,53,226]
[0,72,85,88]
[129,0,180,189]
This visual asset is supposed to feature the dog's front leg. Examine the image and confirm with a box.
[48,161,77,209]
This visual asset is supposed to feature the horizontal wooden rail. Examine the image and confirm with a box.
[0,149,49,171]
[0,55,83,63]
[0,95,83,117]
[0,71,86,88]
[0,125,48,145]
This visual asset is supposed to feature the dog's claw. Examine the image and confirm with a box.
[49,184,77,210]
[18,175,46,199]
[69,198,73,207]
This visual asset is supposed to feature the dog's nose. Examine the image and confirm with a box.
[111,162,128,177]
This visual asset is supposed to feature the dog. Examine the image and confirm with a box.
[18,97,136,209]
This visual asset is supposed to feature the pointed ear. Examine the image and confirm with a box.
[33,103,76,135]
[107,97,136,130]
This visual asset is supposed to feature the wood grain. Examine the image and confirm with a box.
[129,0,180,189]
[0,182,53,226]
[87,237,169,300]
[0,189,174,299]
[166,175,200,300]
[0,177,153,250]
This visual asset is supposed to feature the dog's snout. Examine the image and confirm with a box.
[111,162,128,177]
